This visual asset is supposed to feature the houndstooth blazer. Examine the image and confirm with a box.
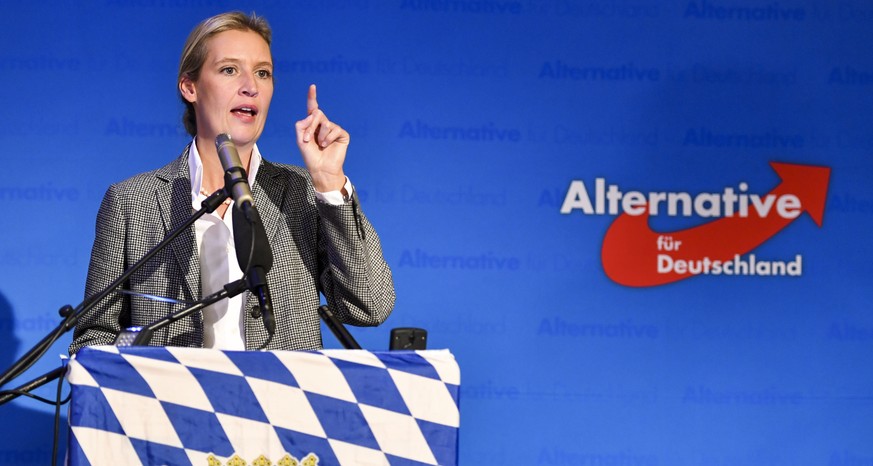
[69,146,395,354]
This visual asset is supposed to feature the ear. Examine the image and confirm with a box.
[179,76,197,103]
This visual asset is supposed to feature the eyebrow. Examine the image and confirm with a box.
[213,57,273,69]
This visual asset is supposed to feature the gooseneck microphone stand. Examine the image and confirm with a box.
[318,305,362,350]
[121,279,248,347]
[0,188,231,403]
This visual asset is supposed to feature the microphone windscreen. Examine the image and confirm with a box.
[232,205,274,273]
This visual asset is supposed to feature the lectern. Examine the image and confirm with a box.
[67,346,460,465]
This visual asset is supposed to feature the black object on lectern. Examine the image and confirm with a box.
[390,328,427,350]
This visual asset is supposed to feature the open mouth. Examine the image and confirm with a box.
[231,106,258,117]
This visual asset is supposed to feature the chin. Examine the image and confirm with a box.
[229,128,263,146]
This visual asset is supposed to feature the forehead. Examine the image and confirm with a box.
[205,29,272,64]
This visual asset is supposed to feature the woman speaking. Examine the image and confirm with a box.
[70,11,395,353]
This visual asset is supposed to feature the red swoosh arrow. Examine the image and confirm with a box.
[601,162,831,287]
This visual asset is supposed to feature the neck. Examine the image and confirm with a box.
[195,133,254,191]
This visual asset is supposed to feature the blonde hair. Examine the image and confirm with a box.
[177,11,272,136]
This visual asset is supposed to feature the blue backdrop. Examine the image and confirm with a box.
[2,1,872,464]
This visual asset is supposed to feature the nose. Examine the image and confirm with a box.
[240,73,259,98]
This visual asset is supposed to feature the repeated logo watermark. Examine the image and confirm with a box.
[104,117,187,138]
[0,184,80,203]
[103,0,370,10]
[398,120,521,142]
[537,448,658,465]
[828,321,873,342]
[398,249,520,271]
[537,317,659,339]
[683,1,805,21]
[0,312,66,334]
[682,385,803,406]
[829,193,873,215]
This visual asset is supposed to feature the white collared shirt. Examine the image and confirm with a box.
[188,140,262,350]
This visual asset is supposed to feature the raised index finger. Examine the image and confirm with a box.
[307,84,318,115]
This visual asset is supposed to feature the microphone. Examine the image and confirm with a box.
[233,205,276,336]
[215,133,254,218]
[217,133,275,336]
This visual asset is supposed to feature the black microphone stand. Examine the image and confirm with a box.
[318,305,362,350]
[0,188,230,398]
[121,279,248,346]
[0,366,67,406]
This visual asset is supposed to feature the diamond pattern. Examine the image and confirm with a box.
[68,347,460,466]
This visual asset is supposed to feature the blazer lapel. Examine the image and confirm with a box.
[243,160,287,348]
[155,147,201,301]
[252,160,286,243]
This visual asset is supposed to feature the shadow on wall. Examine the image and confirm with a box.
[0,290,68,465]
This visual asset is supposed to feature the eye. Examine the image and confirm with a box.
[256,69,272,79]
[220,66,236,76]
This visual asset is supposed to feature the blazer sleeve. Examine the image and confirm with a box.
[315,190,395,327]
[69,185,130,354]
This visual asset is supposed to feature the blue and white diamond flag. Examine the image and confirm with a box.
[67,346,460,466]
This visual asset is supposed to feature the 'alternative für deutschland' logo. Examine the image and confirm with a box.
[560,162,831,287]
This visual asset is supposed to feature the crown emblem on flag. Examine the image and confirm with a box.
[207,453,319,466]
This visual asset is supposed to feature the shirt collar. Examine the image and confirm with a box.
[188,138,262,204]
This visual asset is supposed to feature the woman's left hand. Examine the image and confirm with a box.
[295,84,349,193]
